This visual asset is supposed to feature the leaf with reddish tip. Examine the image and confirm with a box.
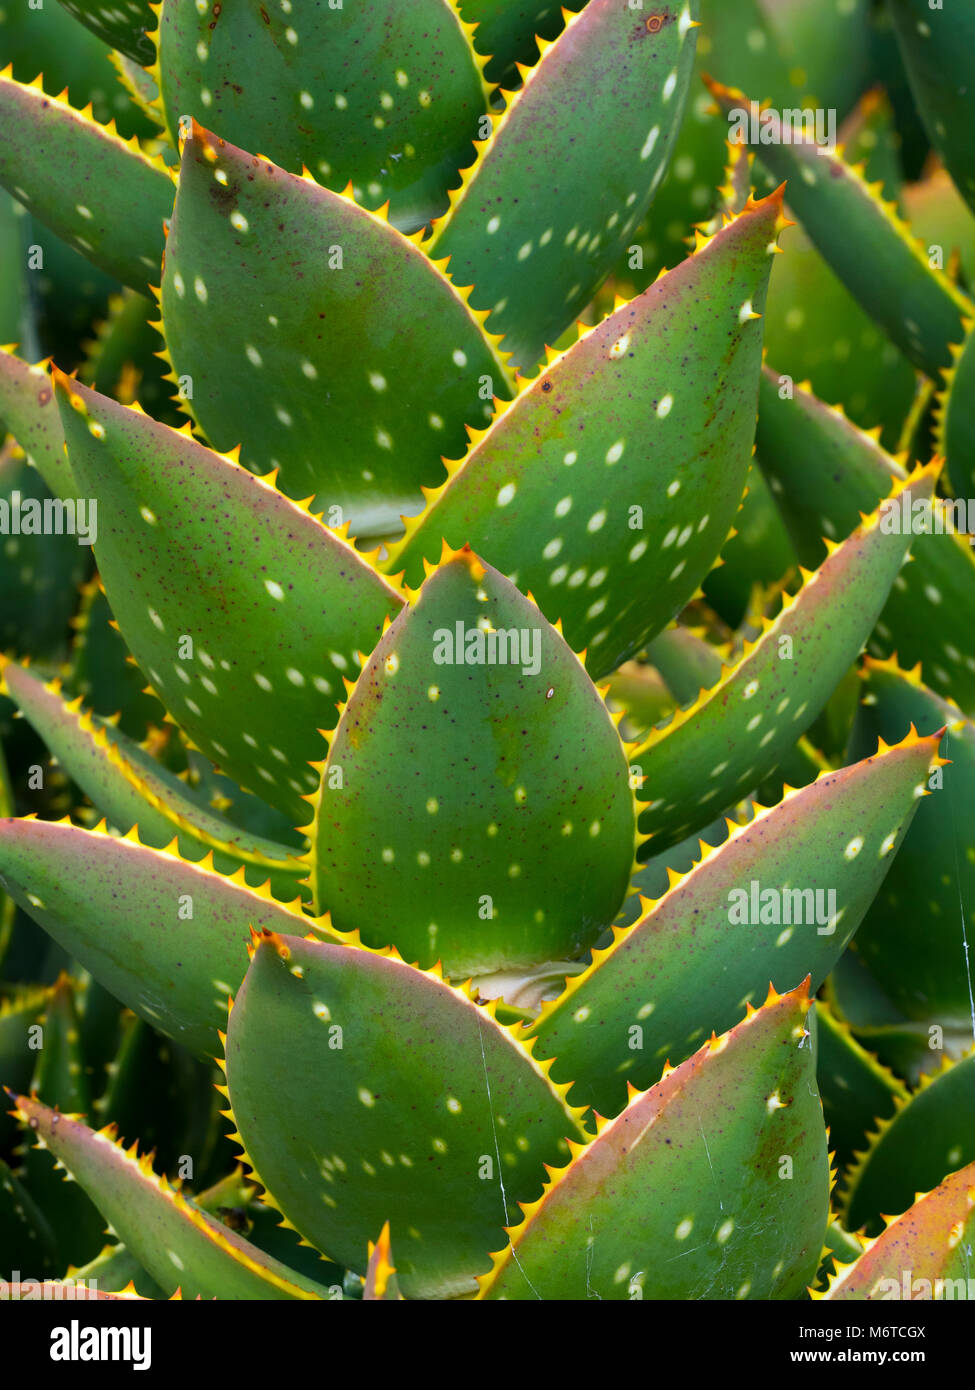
[1,657,309,900]
[526,729,943,1118]
[847,658,975,1026]
[224,931,589,1299]
[0,70,173,291]
[705,76,972,377]
[155,0,486,231]
[161,124,511,538]
[756,367,975,714]
[428,0,700,370]
[841,1050,975,1237]
[632,464,939,853]
[0,350,75,499]
[8,1093,334,1299]
[362,1224,402,1301]
[55,375,403,825]
[480,982,828,1299]
[0,819,335,1056]
[388,190,787,677]
[309,550,636,977]
[823,1161,975,1299]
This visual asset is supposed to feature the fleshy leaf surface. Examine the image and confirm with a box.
[632,464,939,852]
[55,375,403,825]
[815,1000,909,1176]
[161,123,510,537]
[704,77,972,376]
[9,1094,333,1299]
[756,367,975,714]
[428,0,700,370]
[0,819,333,1056]
[938,320,975,500]
[224,931,589,1299]
[842,1051,975,1236]
[389,189,788,676]
[155,0,486,231]
[0,70,174,291]
[481,982,828,1299]
[527,730,943,1117]
[57,0,156,64]
[847,658,975,1026]
[310,549,636,977]
[1,657,308,899]
[824,1161,975,1300]
[0,350,75,498]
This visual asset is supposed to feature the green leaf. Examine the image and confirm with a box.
[756,368,975,715]
[69,578,168,741]
[0,350,76,499]
[55,375,403,826]
[481,981,828,1299]
[8,1092,334,1299]
[525,727,943,1118]
[847,657,975,1027]
[815,1000,909,1176]
[0,70,174,291]
[0,985,50,1145]
[705,76,973,376]
[56,0,156,65]
[0,1155,57,1276]
[887,0,975,215]
[428,0,700,370]
[24,972,107,1270]
[842,1050,975,1236]
[823,1160,975,1300]
[154,0,486,231]
[224,930,589,1299]
[632,463,939,853]
[388,189,788,677]
[160,122,511,538]
[937,318,975,499]
[1,656,309,901]
[702,464,798,630]
[0,443,88,659]
[80,289,185,428]
[458,1,584,86]
[309,548,636,977]
[0,818,335,1056]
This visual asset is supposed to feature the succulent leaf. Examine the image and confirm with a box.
[937,318,975,499]
[0,818,332,1056]
[823,1160,975,1300]
[847,657,975,1025]
[160,123,510,538]
[7,1092,334,1299]
[389,188,788,676]
[527,728,944,1117]
[756,368,975,714]
[815,999,909,1176]
[55,374,403,825]
[154,0,486,231]
[428,0,700,370]
[311,549,636,977]
[886,0,975,216]
[704,76,973,377]
[0,68,174,292]
[480,981,828,1299]
[56,0,157,65]
[0,349,76,499]
[841,1049,975,1236]
[1,656,309,900]
[224,930,589,1299]
[633,463,939,852]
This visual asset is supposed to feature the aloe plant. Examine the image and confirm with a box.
[0,0,972,1304]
